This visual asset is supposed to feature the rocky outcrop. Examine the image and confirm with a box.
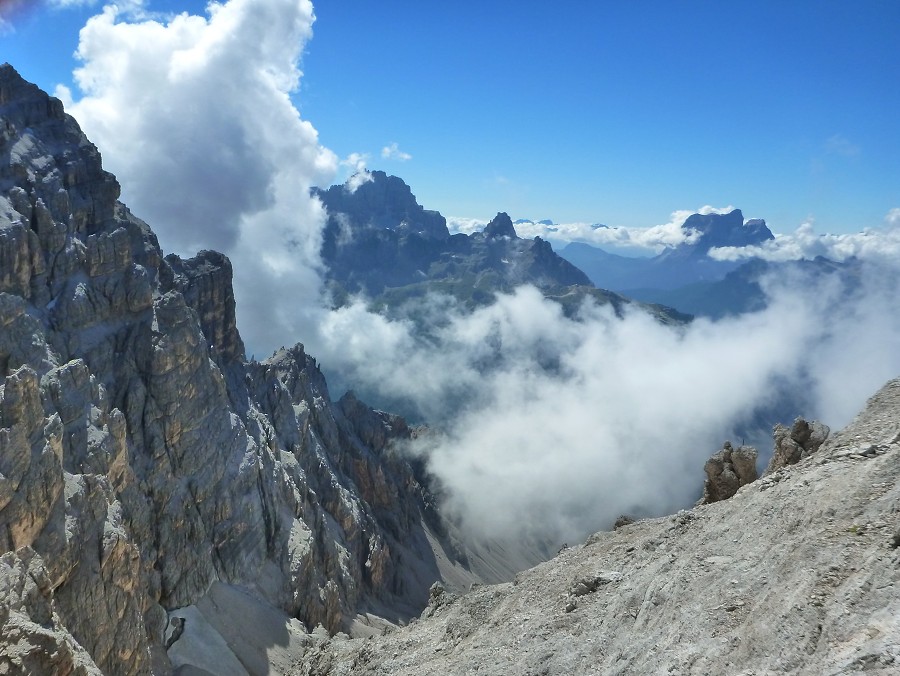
[314,170,450,241]
[698,441,758,504]
[765,417,830,475]
[675,209,774,257]
[163,250,245,364]
[482,212,517,239]
[0,64,475,675]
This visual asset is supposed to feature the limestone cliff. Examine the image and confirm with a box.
[0,64,476,675]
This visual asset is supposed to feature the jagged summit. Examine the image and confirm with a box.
[314,173,679,324]
[482,211,517,239]
[560,208,775,293]
[0,62,65,124]
[676,209,774,256]
[314,170,450,240]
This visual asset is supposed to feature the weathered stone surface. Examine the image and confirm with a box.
[699,440,759,504]
[765,416,830,475]
[163,250,245,364]
[482,212,517,239]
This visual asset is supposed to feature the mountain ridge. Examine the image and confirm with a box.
[313,171,687,326]
[292,378,900,674]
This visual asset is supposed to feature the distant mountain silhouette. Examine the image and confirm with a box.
[312,172,686,324]
[559,209,774,291]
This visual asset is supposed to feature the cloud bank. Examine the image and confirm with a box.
[58,2,900,553]
[448,205,737,254]
[710,213,900,263]
[309,261,900,545]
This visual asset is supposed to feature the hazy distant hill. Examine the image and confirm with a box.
[559,209,774,292]
[626,256,853,319]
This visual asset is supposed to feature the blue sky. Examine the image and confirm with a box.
[2,0,899,234]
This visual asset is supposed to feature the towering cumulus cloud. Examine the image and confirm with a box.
[60,0,337,349]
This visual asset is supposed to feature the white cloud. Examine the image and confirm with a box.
[338,153,373,193]
[446,216,488,235]
[345,171,373,194]
[381,142,411,161]
[341,152,369,172]
[61,0,338,351]
[710,213,900,263]
[47,0,148,14]
[312,262,900,548]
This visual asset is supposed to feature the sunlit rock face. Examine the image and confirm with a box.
[0,64,471,675]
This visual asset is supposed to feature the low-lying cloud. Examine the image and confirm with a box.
[59,1,900,553]
[710,216,900,263]
[312,262,900,545]
[449,205,736,254]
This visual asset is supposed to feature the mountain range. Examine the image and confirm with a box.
[559,209,774,292]
[557,210,863,320]
[313,172,687,325]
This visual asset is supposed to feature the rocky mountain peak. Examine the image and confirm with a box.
[483,212,517,239]
[0,63,56,114]
[680,209,774,255]
[314,170,449,240]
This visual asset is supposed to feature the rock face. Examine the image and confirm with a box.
[699,441,759,504]
[0,64,479,675]
[292,378,900,675]
[765,416,830,474]
[670,210,774,257]
[482,212,517,239]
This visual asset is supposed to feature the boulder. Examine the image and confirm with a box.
[699,441,759,504]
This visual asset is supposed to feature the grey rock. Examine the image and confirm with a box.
[482,212,517,239]
[291,376,900,676]
[312,171,684,331]
[765,417,831,475]
[613,514,635,529]
[699,441,758,504]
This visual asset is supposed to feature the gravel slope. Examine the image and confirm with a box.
[291,378,900,675]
